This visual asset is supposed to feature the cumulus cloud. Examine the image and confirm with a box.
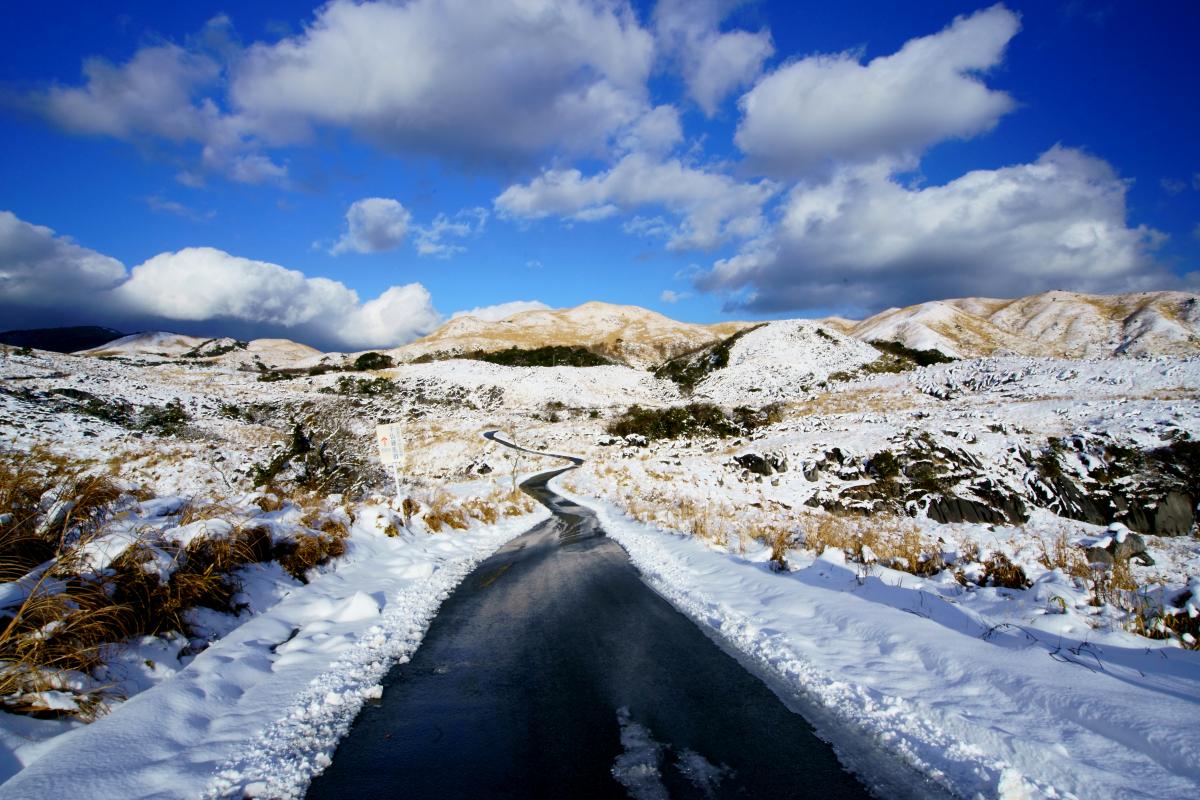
[112,248,440,348]
[35,43,221,143]
[29,22,288,186]
[655,0,774,116]
[0,210,439,349]
[700,147,1171,315]
[660,289,689,303]
[0,211,127,308]
[618,105,684,155]
[495,152,778,250]
[735,4,1019,176]
[230,0,654,164]
[28,2,654,180]
[331,198,412,255]
[450,300,551,322]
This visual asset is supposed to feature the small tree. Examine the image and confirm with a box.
[354,352,395,371]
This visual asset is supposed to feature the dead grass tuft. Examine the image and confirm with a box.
[423,491,469,532]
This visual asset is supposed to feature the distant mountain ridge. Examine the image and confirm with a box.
[390,300,752,369]
[830,290,1200,358]
[78,332,324,369]
[0,326,124,353]
[62,290,1200,369]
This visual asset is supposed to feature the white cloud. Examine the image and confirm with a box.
[331,198,412,255]
[0,211,127,307]
[735,4,1019,176]
[31,28,288,186]
[618,105,684,155]
[0,210,439,349]
[623,215,675,239]
[450,300,551,322]
[495,152,778,250]
[30,2,654,180]
[701,147,1171,314]
[1161,178,1186,195]
[36,43,221,143]
[230,0,655,163]
[654,0,774,116]
[146,196,215,222]
[660,289,689,303]
[413,207,488,258]
[113,247,439,348]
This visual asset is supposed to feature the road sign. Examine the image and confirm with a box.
[376,423,406,465]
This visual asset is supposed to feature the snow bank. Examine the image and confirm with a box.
[0,505,548,800]
[551,481,1200,799]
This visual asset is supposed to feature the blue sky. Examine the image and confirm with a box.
[0,1,1197,350]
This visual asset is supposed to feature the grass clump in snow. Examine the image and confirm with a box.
[0,449,121,576]
[0,448,365,717]
[417,484,534,533]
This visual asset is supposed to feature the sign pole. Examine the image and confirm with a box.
[376,420,407,504]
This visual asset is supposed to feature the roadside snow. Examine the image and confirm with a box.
[0,503,547,799]
[552,481,1200,800]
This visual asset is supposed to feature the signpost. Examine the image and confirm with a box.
[375,422,406,498]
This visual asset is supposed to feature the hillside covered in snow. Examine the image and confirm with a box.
[2,287,1199,798]
[833,290,1200,359]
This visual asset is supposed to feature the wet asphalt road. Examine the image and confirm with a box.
[306,436,870,799]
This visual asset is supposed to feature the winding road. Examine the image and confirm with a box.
[306,433,869,799]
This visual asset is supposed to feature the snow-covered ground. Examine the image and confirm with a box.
[2,325,1199,798]
[553,482,1200,799]
[0,498,545,799]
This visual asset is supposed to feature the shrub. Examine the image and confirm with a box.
[607,403,741,441]
[139,399,190,435]
[869,339,954,367]
[353,352,396,371]
[469,345,611,368]
[868,450,901,481]
[326,376,396,396]
[979,552,1031,589]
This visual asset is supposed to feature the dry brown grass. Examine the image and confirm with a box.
[0,447,371,716]
[790,388,921,418]
[1036,533,1091,580]
[1,448,122,579]
[423,490,470,532]
[275,532,346,581]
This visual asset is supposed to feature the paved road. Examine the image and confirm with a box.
[307,435,870,799]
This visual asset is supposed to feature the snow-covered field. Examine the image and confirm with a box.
[553,485,1200,798]
[2,319,1199,799]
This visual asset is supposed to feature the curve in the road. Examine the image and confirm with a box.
[306,432,871,799]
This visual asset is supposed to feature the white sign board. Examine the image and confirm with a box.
[375,423,406,466]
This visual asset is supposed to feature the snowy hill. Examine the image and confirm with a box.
[393,301,751,369]
[79,331,211,358]
[77,332,324,369]
[840,290,1200,358]
[694,320,880,403]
